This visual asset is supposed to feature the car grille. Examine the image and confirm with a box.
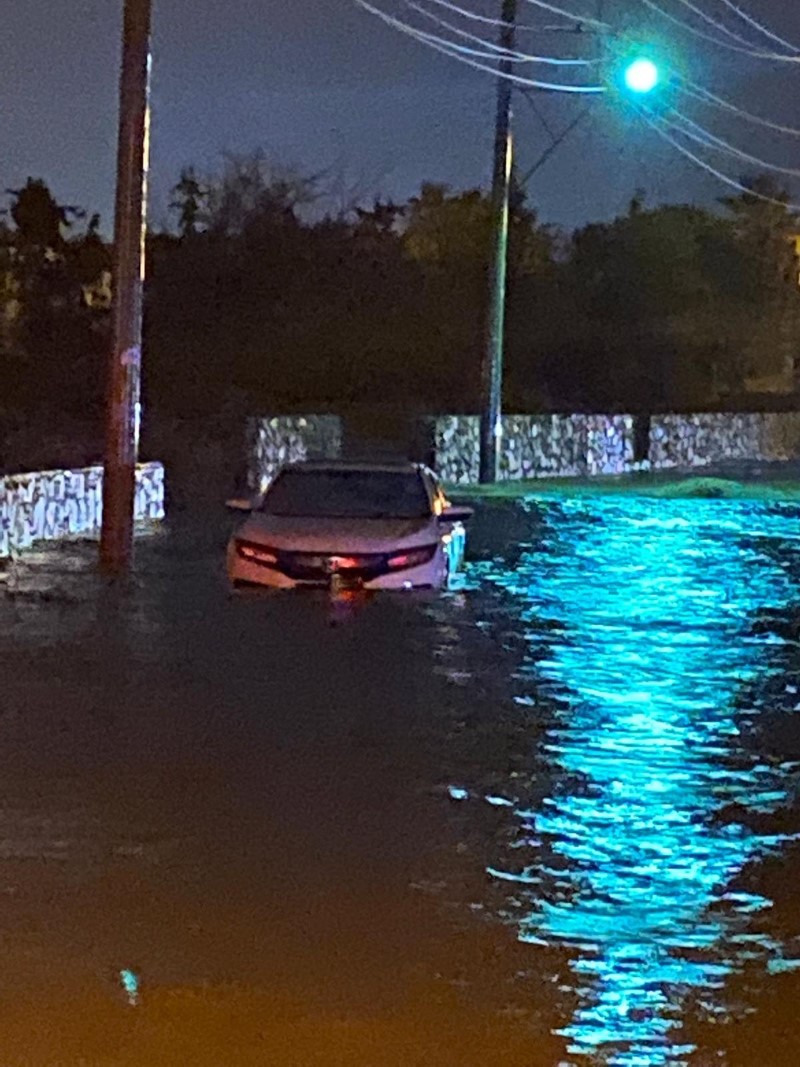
[277,551,392,582]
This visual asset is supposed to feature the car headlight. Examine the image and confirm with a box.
[236,540,279,567]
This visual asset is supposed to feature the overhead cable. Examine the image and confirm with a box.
[405,1,599,64]
[671,0,795,53]
[667,107,800,178]
[418,0,587,35]
[638,0,800,60]
[715,0,800,55]
[355,1,607,91]
[678,78,800,139]
[637,105,800,210]
[519,0,610,30]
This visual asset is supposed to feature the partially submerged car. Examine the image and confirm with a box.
[227,460,472,591]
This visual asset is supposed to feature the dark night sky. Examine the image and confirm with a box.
[3,0,800,232]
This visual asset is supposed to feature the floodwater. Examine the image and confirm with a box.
[1,497,800,1065]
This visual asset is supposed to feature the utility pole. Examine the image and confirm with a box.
[100,0,153,575]
[479,0,517,484]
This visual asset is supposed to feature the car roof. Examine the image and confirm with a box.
[280,459,425,475]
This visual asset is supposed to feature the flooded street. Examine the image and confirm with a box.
[2,496,800,1065]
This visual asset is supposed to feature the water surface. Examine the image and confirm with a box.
[0,497,798,1064]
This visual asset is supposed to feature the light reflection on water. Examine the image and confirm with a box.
[450,497,800,1065]
[4,502,800,1062]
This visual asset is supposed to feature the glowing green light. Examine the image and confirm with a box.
[624,57,659,94]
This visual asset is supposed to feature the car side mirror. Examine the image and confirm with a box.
[226,497,255,513]
[439,504,474,523]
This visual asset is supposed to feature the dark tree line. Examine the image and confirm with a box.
[2,156,799,467]
[1,179,110,422]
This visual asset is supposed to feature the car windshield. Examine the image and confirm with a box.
[261,468,432,520]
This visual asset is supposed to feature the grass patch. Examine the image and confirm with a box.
[449,473,800,502]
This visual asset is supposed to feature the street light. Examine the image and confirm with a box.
[477,11,665,484]
[624,57,660,94]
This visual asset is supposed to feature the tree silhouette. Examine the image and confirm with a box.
[3,158,800,472]
[170,167,207,238]
[6,178,82,250]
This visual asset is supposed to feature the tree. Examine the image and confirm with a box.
[72,213,112,305]
[398,182,556,409]
[7,177,81,251]
[0,221,20,365]
[203,151,319,239]
[534,178,800,411]
[14,153,797,443]
[354,199,403,241]
[538,203,739,409]
[1,180,110,423]
[403,184,492,267]
[170,167,207,238]
[719,175,800,395]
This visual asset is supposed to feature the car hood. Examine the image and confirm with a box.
[235,514,438,553]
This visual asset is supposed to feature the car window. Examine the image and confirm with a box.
[261,469,433,520]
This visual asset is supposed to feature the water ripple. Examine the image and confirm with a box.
[439,496,800,1065]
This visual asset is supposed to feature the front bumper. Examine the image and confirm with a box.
[227,544,447,591]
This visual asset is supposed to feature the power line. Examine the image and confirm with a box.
[519,0,609,30]
[357,0,800,205]
[678,78,800,139]
[519,85,558,138]
[519,104,593,183]
[406,1,600,63]
[638,0,800,60]
[417,0,587,34]
[422,3,800,142]
[637,104,800,209]
[666,107,800,178]
[670,0,795,53]
[355,1,607,91]
[715,0,800,55]
[396,17,555,62]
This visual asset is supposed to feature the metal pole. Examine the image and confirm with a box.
[100,0,152,574]
[479,0,516,484]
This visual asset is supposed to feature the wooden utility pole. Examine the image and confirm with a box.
[479,0,516,485]
[100,0,152,574]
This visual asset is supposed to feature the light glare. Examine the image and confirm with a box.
[625,58,659,94]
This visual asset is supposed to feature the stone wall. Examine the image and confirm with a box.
[434,414,640,483]
[435,415,636,485]
[586,414,635,476]
[648,413,800,469]
[433,412,800,485]
[246,415,342,491]
[0,461,165,558]
[500,415,588,480]
[435,416,481,484]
